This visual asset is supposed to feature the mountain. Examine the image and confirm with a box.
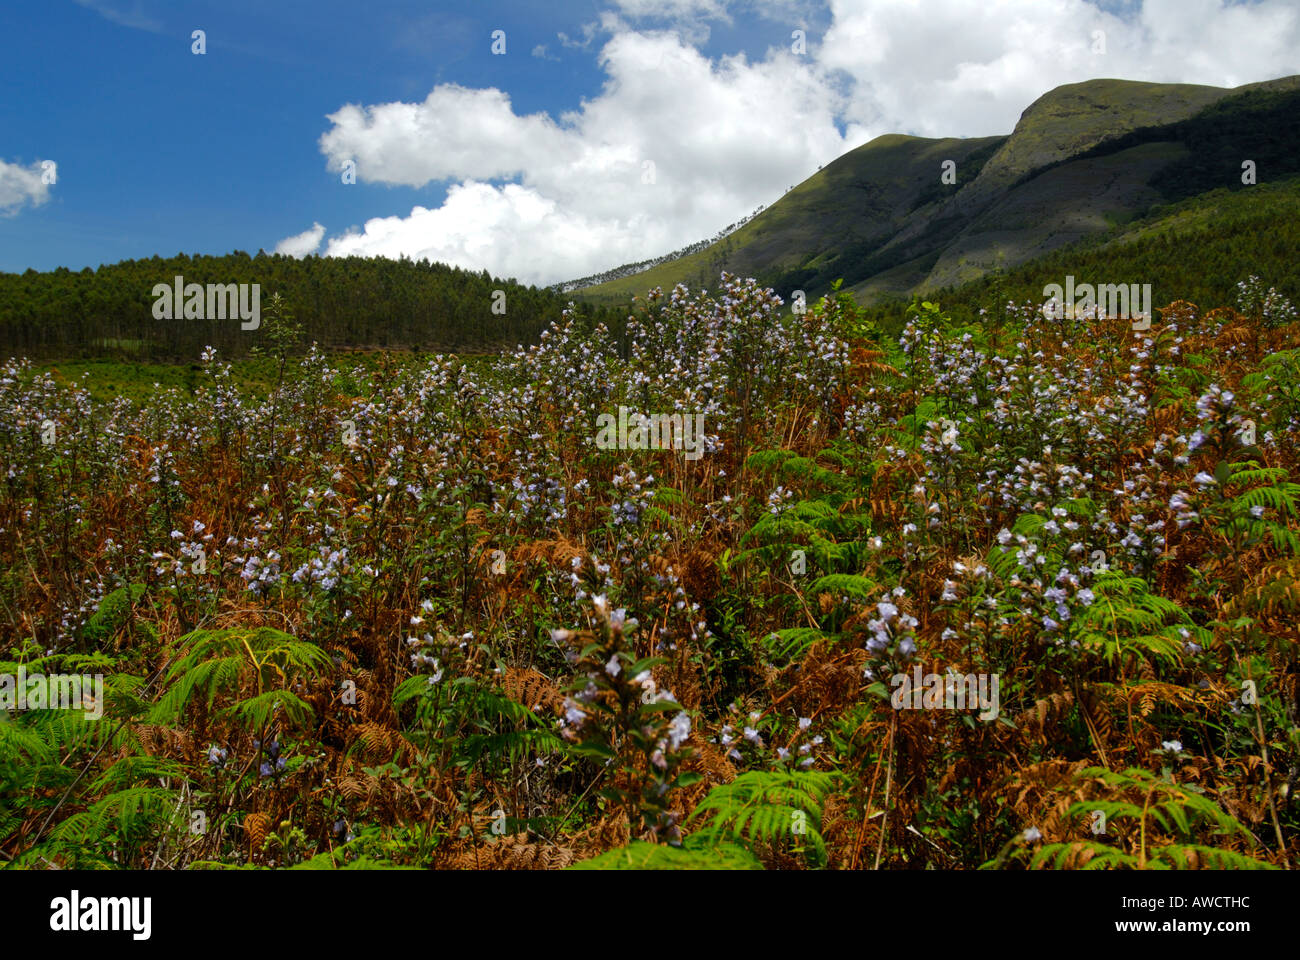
[574,75,1300,308]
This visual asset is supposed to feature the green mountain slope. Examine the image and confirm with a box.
[576,133,1005,303]
[914,173,1300,331]
[575,74,1300,309]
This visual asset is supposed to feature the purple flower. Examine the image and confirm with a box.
[667,711,691,751]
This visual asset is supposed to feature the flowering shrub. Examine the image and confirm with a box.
[1,274,1297,869]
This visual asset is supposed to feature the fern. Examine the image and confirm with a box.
[738,496,873,577]
[569,836,763,870]
[88,754,187,794]
[37,786,181,867]
[745,448,848,493]
[456,688,563,767]
[223,688,318,729]
[81,583,147,645]
[150,627,331,727]
[1241,348,1300,432]
[807,573,879,601]
[394,661,562,783]
[290,853,418,870]
[1217,461,1300,555]
[1073,574,1201,670]
[687,770,838,867]
[1026,767,1276,870]
[762,627,831,662]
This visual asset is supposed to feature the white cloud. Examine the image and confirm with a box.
[609,0,816,25]
[285,0,1300,286]
[306,28,855,285]
[72,0,163,33]
[1137,0,1300,87]
[324,183,637,285]
[0,159,54,216]
[609,0,730,40]
[612,0,731,19]
[318,86,571,187]
[275,222,326,258]
[557,21,603,50]
[820,0,1300,139]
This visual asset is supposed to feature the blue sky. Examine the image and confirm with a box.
[0,1,636,274]
[3,0,1298,285]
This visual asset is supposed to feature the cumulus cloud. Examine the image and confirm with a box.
[284,0,1300,286]
[275,222,326,258]
[312,28,852,285]
[318,86,571,187]
[324,183,630,284]
[0,159,54,216]
[820,0,1300,139]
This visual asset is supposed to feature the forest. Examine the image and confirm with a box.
[859,175,1300,336]
[0,251,620,360]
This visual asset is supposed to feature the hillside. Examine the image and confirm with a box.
[918,174,1300,331]
[573,133,1005,303]
[575,75,1300,308]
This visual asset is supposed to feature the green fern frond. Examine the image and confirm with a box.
[49,786,176,846]
[569,837,763,870]
[687,770,838,867]
[763,627,830,661]
[150,627,331,727]
[1074,575,1191,668]
[221,688,317,728]
[1154,844,1277,869]
[807,573,879,601]
[89,755,188,794]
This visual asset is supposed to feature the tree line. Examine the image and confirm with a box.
[0,251,622,360]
